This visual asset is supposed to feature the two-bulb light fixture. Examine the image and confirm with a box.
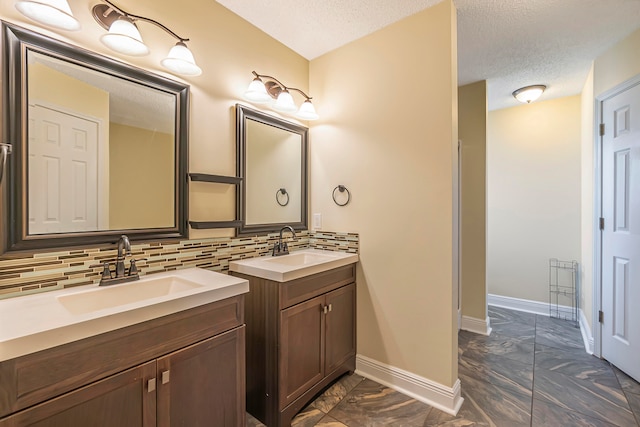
[512,85,546,104]
[244,71,319,120]
[14,0,202,77]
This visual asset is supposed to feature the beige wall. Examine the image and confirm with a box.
[309,0,459,387]
[28,63,109,120]
[594,27,640,97]
[488,96,582,303]
[458,81,487,321]
[109,123,174,229]
[580,65,595,330]
[0,0,309,239]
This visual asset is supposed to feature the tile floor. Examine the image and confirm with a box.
[247,306,640,426]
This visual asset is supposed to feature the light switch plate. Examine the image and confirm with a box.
[313,213,322,229]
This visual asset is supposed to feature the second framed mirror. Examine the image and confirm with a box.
[236,104,308,235]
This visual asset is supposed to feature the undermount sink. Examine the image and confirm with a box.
[229,249,359,282]
[57,276,204,315]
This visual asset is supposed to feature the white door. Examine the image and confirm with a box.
[28,105,99,234]
[601,81,640,382]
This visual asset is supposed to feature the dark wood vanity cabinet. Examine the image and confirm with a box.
[233,264,356,427]
[0,296,246,427]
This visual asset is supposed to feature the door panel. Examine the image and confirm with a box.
[279,295,324,409]
[601,81,640,382]
[28,104,99,234]
[156,327,245,427]
[325,284,356,373]
[0,362,156,427]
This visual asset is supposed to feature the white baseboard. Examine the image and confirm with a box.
[488,294,550,315]
[460,315,492,336]
[579,309,594,354]
[355,354,463,416]
[488,293,591,354]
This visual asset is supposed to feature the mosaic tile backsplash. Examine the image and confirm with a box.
[0,230,359,299]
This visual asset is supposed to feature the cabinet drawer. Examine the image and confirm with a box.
[279,264,355,309]
[0,295,243,418]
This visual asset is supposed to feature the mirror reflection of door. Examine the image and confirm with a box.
[28,104,101,234]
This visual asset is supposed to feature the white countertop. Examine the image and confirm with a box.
[229,249,359,282]
[0,268,248,362]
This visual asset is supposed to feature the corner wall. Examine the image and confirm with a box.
[487,96,582,304]
[458,81,487,328]
[309,0,459,401]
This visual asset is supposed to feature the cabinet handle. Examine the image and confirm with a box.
[162,370,171,384]
[148,378,156,392]
[323,305,328,314]
[328,304,333,312]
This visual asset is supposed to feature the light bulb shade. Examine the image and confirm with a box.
[161,42,202,76]
[244,77,271,103]
[15,0,80,31]
[296,100,319,120]
[512,85,546,104]
[273,90,297,112]
[100,16,149,56]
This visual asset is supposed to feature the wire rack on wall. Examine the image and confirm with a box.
[549,258,580,324]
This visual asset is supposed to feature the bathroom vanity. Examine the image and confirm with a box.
[230,250,358,427]
[0,268,248,426]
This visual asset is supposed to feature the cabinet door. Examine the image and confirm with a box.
[325,283,356,373]
[279,295,325,409]
[156,326,245,427]
[0,362,156,427]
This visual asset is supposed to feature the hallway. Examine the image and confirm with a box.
[248,306,640,426]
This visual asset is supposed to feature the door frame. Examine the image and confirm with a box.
[593,73,640,358]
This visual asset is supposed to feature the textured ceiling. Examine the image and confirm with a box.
[216,0,640,110]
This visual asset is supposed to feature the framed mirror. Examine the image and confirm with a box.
[1,22,189,253]
[236,104,307,235]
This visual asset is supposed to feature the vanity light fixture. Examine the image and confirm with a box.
[15,0,80,31]
[244,71,319,120]
[512,85,546,104]
[92,0,202,76]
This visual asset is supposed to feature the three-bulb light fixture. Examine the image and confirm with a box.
[14,0,202,77]
[244,71,319,121]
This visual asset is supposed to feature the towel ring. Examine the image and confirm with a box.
[332,185,351,206]
[276,188,289,206]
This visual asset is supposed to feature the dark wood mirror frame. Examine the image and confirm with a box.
[1,22,189,255]
[236,104,308,235]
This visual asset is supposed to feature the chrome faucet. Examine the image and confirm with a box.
[91,234,142,286]
[115,234,131,278]
[272,226,296,256]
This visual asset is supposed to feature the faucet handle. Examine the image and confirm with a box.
[128,258,147,276]
[90,262,113,280]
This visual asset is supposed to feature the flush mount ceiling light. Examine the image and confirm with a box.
[244,71,319,120]
[15,0,80,31]
[92,0,202,76]
[512,85,547,104]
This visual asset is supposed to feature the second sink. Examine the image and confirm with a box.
[229,249,359,282]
